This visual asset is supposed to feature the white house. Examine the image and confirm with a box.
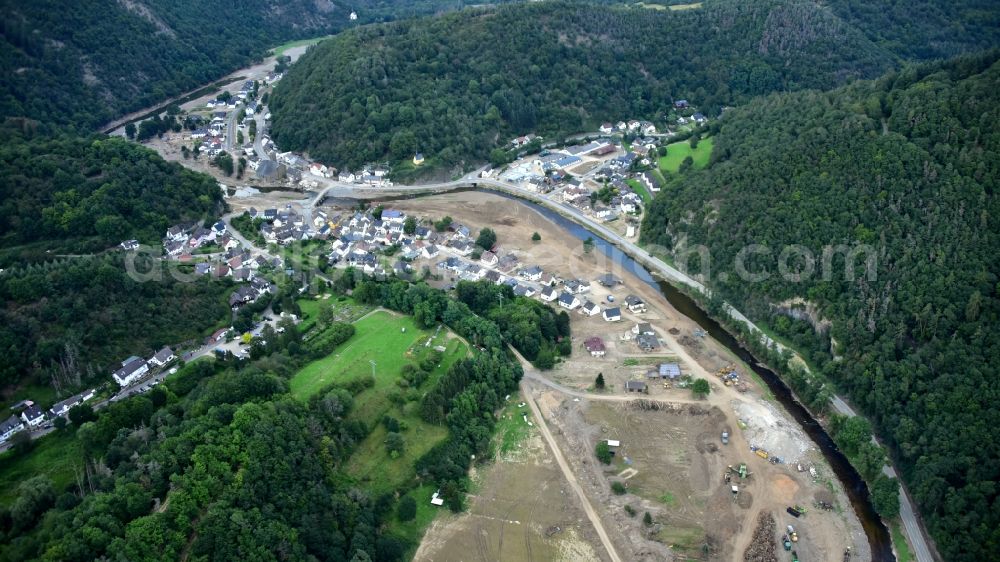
[148,346,176,367]
[20,405,45,427]
[558,292,580,310]
[480,251,499,267]
[381,209,405,224]
[520,266,544,282]
[564,279,591,294]
[310,163,329,177]
[618,198,637,214]
[581,300,601,316]
[584,337,606,357]
[603,306,622,322]
[49,389,96,417]
[0,416,25,442]
[625,295,646,313]
[423,245,440,259]
[113,356,149,387]
[540,286,557,302]
[599,123,614,134]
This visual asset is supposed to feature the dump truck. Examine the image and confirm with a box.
[755,449,769,459]
[787,506,802,518]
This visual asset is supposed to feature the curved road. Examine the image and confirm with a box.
[832,396,934,562]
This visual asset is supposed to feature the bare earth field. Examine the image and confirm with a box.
[387,191,869,561]
[414,392,605,562]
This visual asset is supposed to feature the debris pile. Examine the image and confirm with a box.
[743,512,778,562]
[733,400,814,462]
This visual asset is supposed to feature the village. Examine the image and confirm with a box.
[145,56,711,249]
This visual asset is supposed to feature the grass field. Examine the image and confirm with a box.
[4,383,59,412]
[658,137,714,174]
[493,395,533,457]
[270,35,334,58]
[344,335,468,493]
[296,297,374,335]
[0,430,83,507]
[388,484,442,556]
[626,178,652,205]
[290,310,425,399]
[291,309,470,492]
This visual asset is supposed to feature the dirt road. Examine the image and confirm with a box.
[521,379,622,562]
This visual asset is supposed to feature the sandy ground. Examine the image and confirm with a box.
[106,44,313,136]
[414,390,606,562]
[383,191,869,561]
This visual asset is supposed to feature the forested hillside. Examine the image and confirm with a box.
[642,52,1000,561]
[269,0,897,169]
[0,0,506,129]
[0,122,223,260]
[0,254,232,394]
[822,0,1000,60]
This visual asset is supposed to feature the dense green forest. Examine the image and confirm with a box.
[821,0,1000,60]
[0,0,509,129]
[0,122,222,260]
[642,52,1000,561]
[0,254,232,394]
[270,0,902,169]
[271,0,1000,171]
[0,278,533,561]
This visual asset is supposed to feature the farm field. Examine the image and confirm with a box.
[657,137,714,174]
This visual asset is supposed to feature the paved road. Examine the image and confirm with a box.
[520,378,622,562]
[831,396,936,562]
[225,106,240,152]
